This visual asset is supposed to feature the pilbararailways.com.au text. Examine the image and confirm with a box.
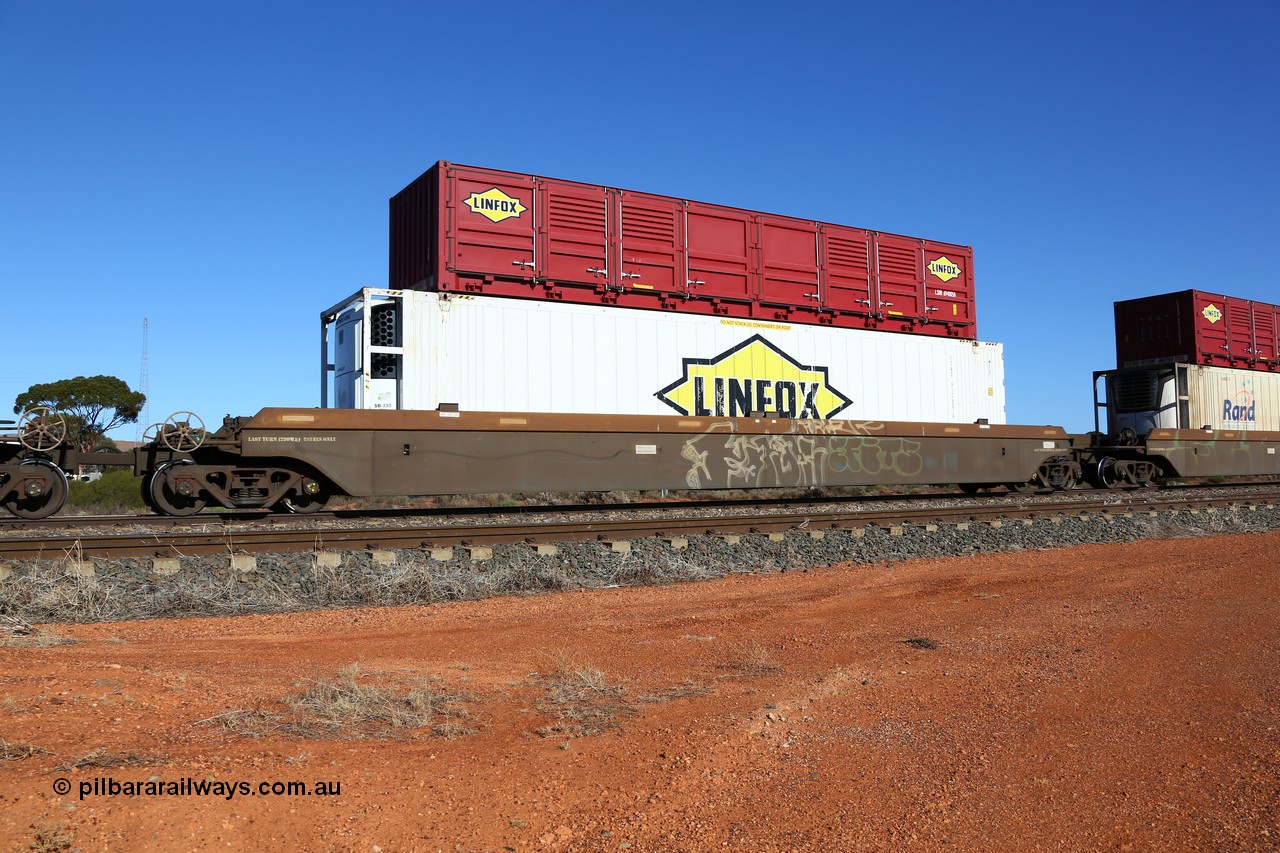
[56,776,342,801]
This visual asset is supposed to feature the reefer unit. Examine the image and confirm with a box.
[1099,362,1280,435]
[322,288,1006,424]
[389,162,977,340]
[1115,290,1280,372]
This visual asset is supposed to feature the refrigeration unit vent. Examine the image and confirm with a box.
[371,353,400,379]
[371,303,399,348]
[1112,370,1163,413]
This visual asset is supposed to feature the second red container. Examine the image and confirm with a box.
[1115,290,1280,371]
[390,161,977,339]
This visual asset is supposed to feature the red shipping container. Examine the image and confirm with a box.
[389,162,977,339]
[1114,290,1280,371]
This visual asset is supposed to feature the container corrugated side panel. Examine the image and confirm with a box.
[388,164,441,290]
[1114,290,1197,367]
[1184,364,1280,431]
[395,291,1004,424]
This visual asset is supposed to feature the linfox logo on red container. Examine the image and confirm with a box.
[463,188,527,223]
[927,256,962,283]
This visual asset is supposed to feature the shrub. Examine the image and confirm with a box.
[66,469,145,513]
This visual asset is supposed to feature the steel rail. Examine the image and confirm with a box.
[3,491,1276,561]
[4,480,1278,534]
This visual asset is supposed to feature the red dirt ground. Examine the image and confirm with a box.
[2,532,1278,852]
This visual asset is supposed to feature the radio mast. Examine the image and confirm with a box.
[136,317,149,444]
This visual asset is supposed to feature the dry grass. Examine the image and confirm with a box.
[214,665,475,740]
[0,537,732,626]
[29,820,75,853]
[636,679,710,703]
[53,748,162,771]
[719,640,783,677]
[535,657,630,738]
[0,738,45,761]
[0,617,76,648]
[1,632,77,649]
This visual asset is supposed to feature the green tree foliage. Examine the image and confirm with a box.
[14,375,145,452]
[66,469,146,513]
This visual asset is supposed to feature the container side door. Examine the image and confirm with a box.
[821,225,873,316]
[1192,290,1229,362]
[1253,302,1279,365]
[922,242,975,334]
[445,166,538,283]
[872,234,926,321]
[685,203,754,303]
[618,192,686,294]
[539,180,610,288]
[757,215,820,308]
[1226,297,1254,360]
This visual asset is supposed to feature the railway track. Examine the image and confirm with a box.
[4,488,1278,561]
[4,480,1276,534]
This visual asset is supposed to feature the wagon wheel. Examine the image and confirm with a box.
[17,407,67,452]
[2,459,69,519]
[1005,475,1042,494]
[276,476,330,514]
[146,460,206,516]
[1095,456,1125,490]
[160,412,206,452]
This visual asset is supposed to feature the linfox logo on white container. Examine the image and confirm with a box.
[655,334,851,419]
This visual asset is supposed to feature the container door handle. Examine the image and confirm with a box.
[512,260,535,269]
[622,272,641,279]
[586,267,607,276]
[687,279,706,286]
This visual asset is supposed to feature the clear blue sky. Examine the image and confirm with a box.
[2,0,1276,436]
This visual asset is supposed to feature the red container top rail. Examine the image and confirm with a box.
[1114,290,1280,372]
[390,162,977,339]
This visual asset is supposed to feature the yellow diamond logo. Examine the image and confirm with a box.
[656,335,851,419]
[1202,304,1223,324]
[927,256,962,282]
[463,187,527,223]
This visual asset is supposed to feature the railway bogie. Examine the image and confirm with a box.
[143,460,329,515]
[2,414,72,520]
